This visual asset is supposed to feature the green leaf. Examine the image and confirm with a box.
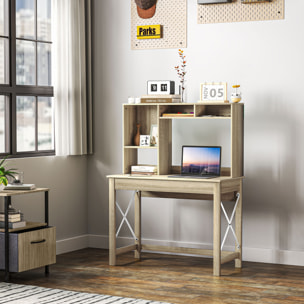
[0,176,8,186]
[0,155,17,183]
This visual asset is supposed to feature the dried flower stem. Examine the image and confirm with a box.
[174,49,187,101]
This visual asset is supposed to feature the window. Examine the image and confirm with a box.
[0,0,54,157]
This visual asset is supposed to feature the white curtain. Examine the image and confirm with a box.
[52,0,93,156]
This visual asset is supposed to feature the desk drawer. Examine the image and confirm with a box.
[0,227,56,272]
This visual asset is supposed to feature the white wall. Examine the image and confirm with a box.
[89,0,304,266]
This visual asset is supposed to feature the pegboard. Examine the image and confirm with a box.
[197,0,284,24]
[131,0,187,50]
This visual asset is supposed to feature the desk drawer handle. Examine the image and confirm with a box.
[31,239,46,244]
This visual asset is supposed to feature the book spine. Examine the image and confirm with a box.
[0,214,21,218]
[162,113,194,117]
[0,216,21,222]
[131,172,156,176]
[131,166,157,172]
[0,211,20,215]
[140,98,181,104]
[0,221,26,228]
[141,94,181,98]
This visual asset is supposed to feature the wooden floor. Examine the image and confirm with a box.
[2,248,304,304]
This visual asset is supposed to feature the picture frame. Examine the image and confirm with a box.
[147,80,175,95]
[150,124,158,146]
[140,135,151,147]
[199,82,227,103]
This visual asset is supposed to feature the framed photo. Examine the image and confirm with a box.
[147,80,175,95]
[140,135,150,147]
[200,82,227,103]
[150,124,158,146]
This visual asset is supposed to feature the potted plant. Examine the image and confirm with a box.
[0,156,17,187]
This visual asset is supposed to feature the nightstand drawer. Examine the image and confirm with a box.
[0,227,56,272]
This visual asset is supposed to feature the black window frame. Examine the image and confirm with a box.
[0,0,55,158]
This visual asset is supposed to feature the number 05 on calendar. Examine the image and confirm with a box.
[200,82,227,103]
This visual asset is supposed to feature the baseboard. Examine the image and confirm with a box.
[56,235,89,255]
[56,234,304,267]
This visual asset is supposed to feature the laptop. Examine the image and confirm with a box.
[169,146,221,179]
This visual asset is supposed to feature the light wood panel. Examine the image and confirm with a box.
[0,188,49,197]
[231,103,244,177]
[116,244,137,256]
[0,222,47,233]
[134,191,141,259]
[141,191,236,201]
[18,227,56,272]
[158,119,171,175]
[213,183,221,276]
[113,177,215,195]
[221,252,240,264]
[142,244,214,256]
[109,178,116,266]
[235,181,243,268]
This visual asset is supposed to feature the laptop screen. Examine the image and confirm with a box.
[181,146,221,176]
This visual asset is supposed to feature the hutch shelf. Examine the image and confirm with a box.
[123,102,244,177]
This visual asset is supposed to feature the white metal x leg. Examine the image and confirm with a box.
[221,193,240,250]
[116,190,137,240]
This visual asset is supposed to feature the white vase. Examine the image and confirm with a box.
[179,85,186,103]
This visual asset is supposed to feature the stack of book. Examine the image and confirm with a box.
[140,94,181,103]
[131,165,157,176]
[0,210,26,229]
[4,183,36,190]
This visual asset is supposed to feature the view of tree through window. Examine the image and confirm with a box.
[0,0,54,157]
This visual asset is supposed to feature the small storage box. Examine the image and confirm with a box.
[0,227,56,272]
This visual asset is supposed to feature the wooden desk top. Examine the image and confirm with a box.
[0,188,49,197]
[107,174,243,183]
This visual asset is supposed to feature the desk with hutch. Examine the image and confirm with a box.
[108,102,244,276]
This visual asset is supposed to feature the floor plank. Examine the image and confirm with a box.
[1,248,304,304]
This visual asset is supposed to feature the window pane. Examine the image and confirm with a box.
[0,95,7,153]
[38,97,54,150]
[17,96,36,152]
[16,0,35,39]
[16,40,36,85]
[37,0,51,41]
[38,42,52,86]
[0,0,9,36]
[0,38,9,84]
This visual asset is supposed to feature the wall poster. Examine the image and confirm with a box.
[131,0,187,50]
[197,0,284,24]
